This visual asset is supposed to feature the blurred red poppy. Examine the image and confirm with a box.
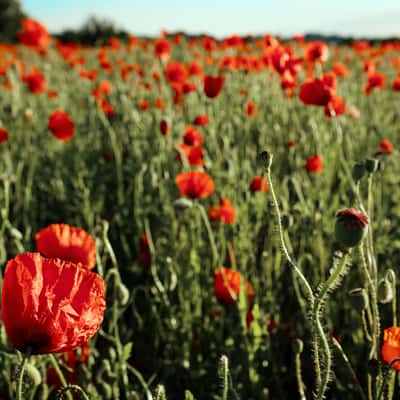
[0,128,9,143]
[299,78,333,106]
[188,61,203,76]
[175,170,214,199]
[48,110,74,141]
[306,155,323,173]
[35,223,96,270]
[392,77,400,92]
[183,126,204,147]
[380,139,394,154]
[193,115,210,126]
[325,95,346,118]
[139,234,151,265]
[208,197,236,224]
[154,38,171,58]
[365,71,386,94]
[214,267,255,305]
[245,101,257,117]
[177,144,205,166]
[18,19,50,49]
[204,75,224,98]
[22,69,46,94]
[160,119,170,136]
[305,41,329,63]
[250,176,269,192]
[166,62,188,85]
[1,253,105,354]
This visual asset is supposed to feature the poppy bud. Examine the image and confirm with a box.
[378,278,393,304]
[24,363,42,386]
[173,198,193,211]
[365,158,379,174]
[259,150,272,169]
[292,338,303,354]
[352,161,366,181]
[334,209,369,248]
[281,214,293,230]
[348,288,369,311]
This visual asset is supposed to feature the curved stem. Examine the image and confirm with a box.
[56,384,90,400]
[16,356,28,400]
[49,354,73,400]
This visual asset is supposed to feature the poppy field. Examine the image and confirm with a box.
[0,19,400,400]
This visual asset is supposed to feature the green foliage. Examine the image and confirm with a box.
[0,0,26,42]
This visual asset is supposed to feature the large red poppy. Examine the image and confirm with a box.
[22,69,46,94]
[35,223,96,270]
[18,19,50,49]
[299,78,333,106]
[1,253,105,354]
[48,110,74,142]
[204,75,224,98]
[175,170,214,199]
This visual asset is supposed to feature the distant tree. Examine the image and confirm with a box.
[0,0,26,42]
[56,15,129,45]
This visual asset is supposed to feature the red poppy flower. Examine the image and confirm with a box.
[183,126,204,147]
[0,128,8,143]
[175,170,214,199]
[382,326,400,371]
[299,78,333,106]
[322,72,337,90]
[18,19,50,49]
[392,77,400,92]
[208,197,236,224]
[177,144,205,166]
[332,61,349,78]
[154,38,171,58]
[204,75,224,98]
[305,41,329,63]
[160,119,170,136]
[306,155,323,173]
[22,69,46,94]
[249,176,269,192]
[1,253,105,354]
[365,71,386,94]
[139,100,150,110]
[325,95,346,118]
[139,234,151,265]
[188,61,203,76]
[203,36,217,52]
[48,110,74,142]
[35,224,96,270]
[214,267,255,305]
[380,139,394,154]
[245,101,258,117]
[193,114,210,126]
[166,62,188,85]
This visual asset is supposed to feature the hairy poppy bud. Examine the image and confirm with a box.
[348,288,369,311]
[259,150,272,169]
[365,158,379,174]
[292,338,303,354]
[24,363,42,386]
[335,209,369,248]
[352,161,366,181]
[378,278,393,304]
[173,198,193,211]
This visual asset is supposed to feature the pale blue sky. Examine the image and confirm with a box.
[22,0,400,38]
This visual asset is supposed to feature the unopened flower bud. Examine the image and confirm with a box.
[335,208,369,248]
[348,288,369,311]
[292,338,303,354]
[281,213,293,230]
[365,158,379,174]
[352,161,366,181]
[259,150,272,169]
[24,363,42,386]
[173,198,193,211]
[378,278,393,304]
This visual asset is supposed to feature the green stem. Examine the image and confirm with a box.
[377,358,400,400]
[16,356,28,400]
[295,352,306,400]
[313,253,349,400]
[56,384,90,400]
[48,354,73,400]
[196,203,219,266]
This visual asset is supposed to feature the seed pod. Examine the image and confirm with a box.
[348,288,369,311]
[334,208,369,248]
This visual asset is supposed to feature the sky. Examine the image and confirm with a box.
[22,0,400,38]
